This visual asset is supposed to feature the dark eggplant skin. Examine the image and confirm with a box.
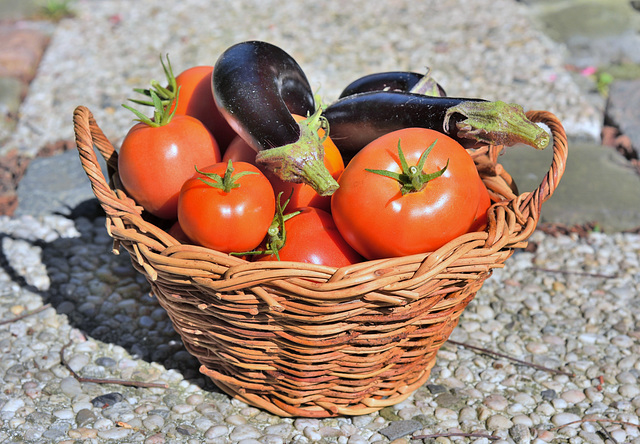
[339,71,446,98]
[325,91,485,155]
[212,41,338,196]
[212,40,315,151]
[323,90,550,160]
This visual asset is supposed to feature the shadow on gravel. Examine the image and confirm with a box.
[0,198,218,392]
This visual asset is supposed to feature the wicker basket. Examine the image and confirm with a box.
[73,105,567,417]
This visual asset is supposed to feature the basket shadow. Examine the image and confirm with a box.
[2,198,217,392]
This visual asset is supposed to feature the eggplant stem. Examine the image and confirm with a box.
[408,68,445,97]
[443,100,550,150]
[255,107,339,196]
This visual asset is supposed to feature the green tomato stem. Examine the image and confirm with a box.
[196,160,257,193]
[230,192,300,259]
[366,139,448,195]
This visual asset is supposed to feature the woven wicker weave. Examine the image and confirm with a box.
[73,105,567,417]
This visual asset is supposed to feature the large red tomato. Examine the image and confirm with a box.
[256,207,362,267]
[172,65,237,150]
[118,114,221,220]
[177,161,275,253]
[331,127,484,259]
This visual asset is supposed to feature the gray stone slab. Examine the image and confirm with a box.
[497,140,640,232]
[606,79,640,158]
[15,148,107,217]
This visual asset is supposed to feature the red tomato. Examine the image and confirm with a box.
[118,115,221,220]
[331,127,484,259]
[470,176,491,232]
[172,66,237,150]
[256,207,362,267]
[167,220,193,244]
[222,135,260,165]
[177,161,275,253]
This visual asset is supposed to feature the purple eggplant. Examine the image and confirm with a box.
[339,69,447,98]
[323,90,550,160]
[212,41,338,196]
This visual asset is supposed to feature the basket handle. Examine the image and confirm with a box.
[73,105,141,217]
[510,110,568,219]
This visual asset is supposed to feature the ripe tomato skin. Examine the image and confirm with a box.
[172,66,237,150]
[256,207,362,267]
[470,177,491,232]
[331,127,483,260]
[222,135,260,164]
[167,220,193,244]
[118,115,221,220]
[177,161,275,253]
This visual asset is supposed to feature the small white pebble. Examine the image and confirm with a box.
[560,389,585,404]
[204,425,229,439]
[552,398,567,410]
[171,404,195,414]
[486,414,513,430]
[484,394,508,411]
[225,414,248,425]
[435,407,457,420]
[551,412,581,427]
[511,414,533,427]
[304,426,322,441]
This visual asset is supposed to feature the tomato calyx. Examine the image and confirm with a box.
[196,160,257,193]
[129,54,178,108]
[366,139,449,195]
[122,88,178,128]
[255,104,339,197]
[232,192,300,260]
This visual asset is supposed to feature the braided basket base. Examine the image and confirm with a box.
[73,106,567,417]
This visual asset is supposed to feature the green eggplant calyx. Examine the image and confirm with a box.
[444,100,550,150]
[256,106,339,196]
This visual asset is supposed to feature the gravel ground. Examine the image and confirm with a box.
[1,0,638,443]
[1,214,639,443]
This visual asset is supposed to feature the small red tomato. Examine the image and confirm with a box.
[469,176,492,232]
[256,207,362,267]
[167,220,193,244]
[222,135,260,165]
[118,113,221,220]
[177,160,275,253]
